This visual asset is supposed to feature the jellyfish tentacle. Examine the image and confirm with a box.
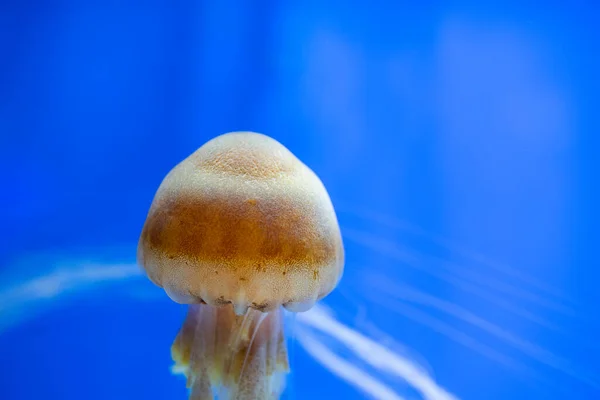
[189,305,212,387]
[172,303,289,400]
[189,373,214,400]
[237,311,268,386]
[231,311,269,399]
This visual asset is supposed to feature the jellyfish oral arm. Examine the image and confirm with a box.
[171,303,289,400]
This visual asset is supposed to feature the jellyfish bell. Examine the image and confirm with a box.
[137,132,344,399]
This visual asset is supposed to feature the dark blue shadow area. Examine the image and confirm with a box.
[0,294,185,399]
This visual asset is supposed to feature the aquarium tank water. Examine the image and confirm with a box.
[0,1,598,399]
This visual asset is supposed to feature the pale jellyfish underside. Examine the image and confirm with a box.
[137,132,345,399]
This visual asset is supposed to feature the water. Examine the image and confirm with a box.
[1,2,599,399]
[1,215,598,399]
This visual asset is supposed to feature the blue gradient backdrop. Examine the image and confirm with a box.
[1,2,598,400]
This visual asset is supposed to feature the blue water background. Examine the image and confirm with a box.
[1,2,599,399]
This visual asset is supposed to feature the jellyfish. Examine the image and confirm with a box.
[137,132,344,399]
